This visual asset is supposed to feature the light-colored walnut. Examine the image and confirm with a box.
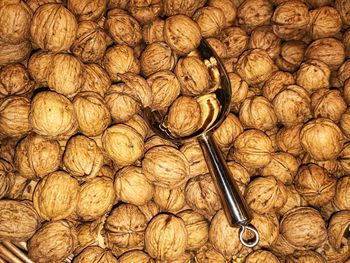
[333,175,350,210]
[269,234,296,257]
[128,0,162,25]
[339,142,350,174]
[80,64,110,97]
[0,40,31,66]
[142,18,165,44]
[67,0,107,21]
[219,27,249,58]
[207,0,236,27]
[75,220,106,254]
[195,243,226,262]
[309,6,341,40]
[27,0,62,12]
[316,238,350,263]
[163,0,201,17]
[153,185,186,213]
[328,210,350,252]
[118,250,154,263]
[245,250,280,263]
[286,250,327,263]
[73,246,118,263]
[144,135,177,152]
[276,124,304,157]
[278,185,307,217]
[263,71,294,102]
[180,140,208,178]
[249,26,281,60]
[27,50,54,87]
[193,7,225,38]
[206,38,227,59]
[276,40,307,72]
[228,72,249,108]
[227,161,250,194]
[124,114,150,140]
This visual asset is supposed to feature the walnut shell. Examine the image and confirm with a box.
[207,0,236,27]
[195,243,225,262]
[245,250,280,263]
[142,18,165,44]
[219,27,249,58]
[153,185,186,213]
[142,145,189,189]
[30,91,78,139]
[73,246,118,263]
[180,140,208,178]
[338,60,350,85]
[30,4,78,52]
[128,0,162,25]
[226,161,250,194]
[103,45,140,82]
[71,21,108,63]
[138,201,161,223]
[333,175,350,210]
[0,200,40,242]
[305,38,345,70]
[263,71,294,102]
[245,176,287,214]
[27,50,54,87]
[269,234,296,257]
[75,220,105,254]
[146,70,180,110]
[316,238,350,263]
[280,207,327,250]
[232,129,274,169]
[185,174,221,218]
[309,6,341,40]
[0,160,13,198]
[0,96,31,138]
[124,114,150,140]
[294,164,336,207]
[80,64,111,97]
[209,209,243,257]
[105,203,147,249]
[286,250,327,263]
[114,166,154,206]
[14,134,61,179]
[67,0,107,21]
[335,0,350,28]
[276,40,307,72]
[0,40,32,66]
[118,250,153,263]
[163,0,202,17]
[278,185,307,216]
[343,29,350,58]
[228,72,249,108]
[26,0,63,12]
[28,220,78,263]
[145,213,187,261]
[164,14,201,55]
[0,63,35,98]
[249,26,281,60]
[192,6,225,38]
[144,135,177,152]
[300,118,344,161]
[276,124,304,157]
[102,124,144,167]
[339,142,350,173]
[206,38,228,59]
[327,210,350,253]
[272,0,310,40]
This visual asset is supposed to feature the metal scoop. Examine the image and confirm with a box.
[144,39,259,248]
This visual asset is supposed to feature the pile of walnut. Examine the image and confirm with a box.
[0,0,350,262]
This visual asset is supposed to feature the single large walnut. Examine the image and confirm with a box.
[124,114,150,140]
[286,250,327,263]
[142,18,165,44]
[192,6,225,38]
[300,118,344,161]
[14,134,61,179]
[219,27,249,58]
[145,213,187,261]
[207,0,236,27]
[30,4,78,52]
[164,15,201,55]
[0,96,31,138]
[153,185,186,213]
[228,72,249,108]
[263,71,294,102]
[0,40,31,66]
[33,171,80,220]
[67,0,107,21]
[276,124,304,157]
[73,246,118,263]
[280,207,327,250]
[333,175,350,210]
[276,40,307,72]
[118,250,153,263]
[138,201,161,223]
[105,204,147,250]
[114,166,154,206]
[76,177,115,221]
[180,140,208,178]
[245,250,280,263]
[128,0,162,25]
[0,200,41,242]
[27,50,54,87]
[28,220,78,263]
[102,124,144,167]
[309,6,341,40]
[249,26,281,60]
[327,210,350,252]
[80,64,111,97]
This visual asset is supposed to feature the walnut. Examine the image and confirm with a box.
[0,200,40,242]
[142,145,189,189]
[153,185,186,213]
[316,238,350,263]
[114,166,154,206]
[296,60,330,94]
[305,38,345,70]
[75,220,105,254]
[0,40,31,66]
[14,134,61,179]
[163,0,200,17]
[0,63,35,98]
[261,152,299,185]
[47,53,84,98]
[71,21,108,63]
[333,175,350,210]
[30,91,78,139]
[73,92,111,137]
[102,124,144,167]
[27,50,54,87]
[206,38,227,59]
[237,0,273,32]
[286,250,327,263]
[118,250,153,263]
[147,70,181,110]
[105,8,142,47]
[311,88,346,122]
[226,161,250,194]
[344,79,350,105]
[0,160,13,198]
[195,243,226,262]
[144,135,177,152]
[340,108,350,138]
[339,142,350,174]
[180,140,208,178]
[209,209,243,257]
[278,185,307,216]
[67,0,107,21]
[128,0,162,25]
[184,174,221,218]
[272,0,309,40]
[276,40,307,72]
[300,118,344,161]
[105,203,147,250]
[142,18,165,44]
[73,246,118,263]
[245,250,280,263]
[30,4,77,52]
[236,49,274,86]
[164,15,201,55]
[232,129,274,169]
[0,1,32,44]
[338,60,350,85]
[309,7,341,40]
[280,207,327,250]
[228,72,248,108]
[262,71,294,102]
[207,0,237,27]
[80,64,111,97]
[239,96,277,132]
[140,42,177,77]
[0,96,31,138]
[145,213,187,260]
[343,29,350,58]
[103,45,140,82]
[245,176,287,214]
[335,0,350,28]
[28,220,78,263]
[327,210,350,253]
[26,0,63,12]
[306,0,333,8]
[276,124,304,157]
[269,234,296,257]
[138,201,161,223]
[33,171,80,220]
[273,85,311,127]
[124,114,150,140]
[108,0,128,9]
[192,7,225,38]
[219,27,249,58]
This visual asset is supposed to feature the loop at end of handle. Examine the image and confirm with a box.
[239,224,260,248]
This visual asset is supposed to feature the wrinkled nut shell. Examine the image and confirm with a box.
[333,175,350,210]
[327,210,350,252]
[73,246,118,263]
[245,250,280,263]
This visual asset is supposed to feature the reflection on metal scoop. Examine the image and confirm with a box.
[144,39,259,248]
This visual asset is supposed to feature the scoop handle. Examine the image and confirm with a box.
[198,133,259,247]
